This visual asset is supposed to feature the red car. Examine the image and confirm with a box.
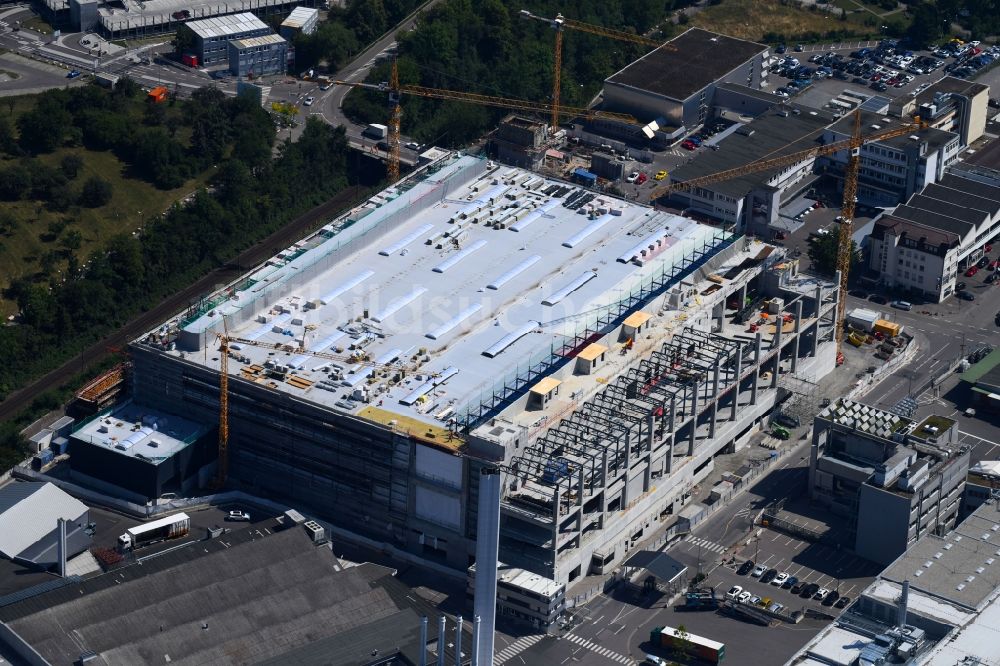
[966,266,979,277]
[637,172,648,184]
[990,260,999,270]
[681,140,697,150]
[986,244,993,253]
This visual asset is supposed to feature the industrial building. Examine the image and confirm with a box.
[667,103,834,236]
[0,482,90,570]
[789,500,1000,666]
[279,5,318,39]
[178,12,272,67]
[962,459,1000,517]
[808,399,970,566]
[125,152,839,585]
[818,110,961,208]
[603,28,769,129]
[866,171,1000,300]
[68,402,214,502]
[98,0,307,40]
[0,523,464,666]
[961,348,1000,413]
[228,34,288,78]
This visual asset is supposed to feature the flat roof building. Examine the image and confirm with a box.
[604,28,769,129]
[667,104,834,235]
[228,33,288,78]
[127,153,841,585]
[68,402,214,501]
[809,399,969,565]
[179,12,271,66]
[279,5,318,39]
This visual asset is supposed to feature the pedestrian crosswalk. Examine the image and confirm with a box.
[563,633,637,665]
[686,535,727,554]
[495,633,545,664]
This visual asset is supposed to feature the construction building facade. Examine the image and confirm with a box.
[123,152,840,585]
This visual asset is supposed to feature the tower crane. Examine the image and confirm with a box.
[518,10,675,131]
[335,59,634,184]
[647,109,925,359]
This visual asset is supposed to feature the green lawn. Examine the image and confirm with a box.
[689,0,896,42]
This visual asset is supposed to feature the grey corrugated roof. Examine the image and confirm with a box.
[606,28,766,103]
[827,110,956,153]
[2,527,450,666]
[0,482,43,514]
[940,172,1000,203]
[921,182,1000,218]
[907,194,989,227]
[670,105,833,198]
[892,205,974,239]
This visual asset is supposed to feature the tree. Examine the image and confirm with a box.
[80,176,113,207]
[61,153,85,179]
[808,232,862,277]
[17,94,71,153]
[0,210,16,235]
[60,228,83,252]
[672,624,693,660]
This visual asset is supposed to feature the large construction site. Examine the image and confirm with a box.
[106,150,843,584]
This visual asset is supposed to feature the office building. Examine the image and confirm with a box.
[893,76,989,148]
[68,0,98,32]
[179,13,271,67]
[809,399,969,565]
[228,34,288,77]
[604,28,769,128]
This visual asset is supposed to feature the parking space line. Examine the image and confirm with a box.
[789,564,805,577]
[784,537,796,546]
[771,533,783,541]
[761,554,777,566]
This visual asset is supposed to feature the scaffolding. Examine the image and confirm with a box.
[455,229,736,430]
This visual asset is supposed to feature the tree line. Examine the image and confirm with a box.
[339,0,685,147]
[0,80,354,467]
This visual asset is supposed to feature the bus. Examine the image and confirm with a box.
[650,625,725,664]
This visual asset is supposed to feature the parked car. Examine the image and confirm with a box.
[977,256,990,268]
[726,585,744,600]
[66,70,81,79]
[737,591,752,604]
[738,560,755,576]
[644,656,665,666]
[890,300,912,310]
[966,266,980,277]
[761,568,779,584]
[835,596,851,609]
[958,291,976,301]
[823,590,841,606]
[801,583,820,598]
[814,588,830,601]
[775,413,801,428]
[776,44,787,54]
[227,510,251,521]
[795,44,804,52]
[956,281,967,291]
[654,170,667,180]
[626,171,640,183]
[752,564,767,577]
[772,572,790,586]
[869,294,888,305]
[637,172,648,184]
[767,602,785,614]
[681,140,697,151]
[790,582,804,594]
[783,576,799,590]
[749,595,762,606]
[404,141,420,151]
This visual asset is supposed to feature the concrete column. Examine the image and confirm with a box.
[420,617,429,666]
[577,466,585,507]
[644,413,654,492]
[751,333,762,406]
[438,616,447,666]
[792,300,803,373]
[666,396,677,475]
[455,616,463,666]
[600,449,609,515]
[473,469,501,666]
[471,616,481,666]
[688,381,699,456]
[710,400,718,439]
[732,342,743,421]
[772,309,782,390]
[57,518,67,578]
[552,485,562,561]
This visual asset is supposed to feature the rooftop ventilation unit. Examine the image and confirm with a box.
[303,520,327,544]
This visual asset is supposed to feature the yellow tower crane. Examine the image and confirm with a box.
[335,59,635,183]
[647,109,925,359]
[518,10,675,131]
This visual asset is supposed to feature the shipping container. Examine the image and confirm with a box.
[873,319,901,338]
[181,53,199,67]
[147,86,168,104]
[573,167,597,187]
[845,307,880,332]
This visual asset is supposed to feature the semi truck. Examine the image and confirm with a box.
[363,123,388,140]
[117,512,191,552]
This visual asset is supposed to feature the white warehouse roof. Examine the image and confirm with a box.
[0,482,87,561]
[185,12,268,39]
[281,6,317,28]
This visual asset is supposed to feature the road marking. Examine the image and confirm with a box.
[686,536,727,554]
[495,634,544,664]
[562,633,635,665]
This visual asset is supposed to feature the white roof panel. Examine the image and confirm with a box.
[0,483,87,560]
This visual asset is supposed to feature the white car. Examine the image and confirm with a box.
[726,585,743,600]
[772,572,789,586]
[737,591,752,604]
[227,510,251,522]
[405,141,420,151]
[303,96,315,106]
[626,171,640,183]
[814,587,830,601]
[751,564,767,577]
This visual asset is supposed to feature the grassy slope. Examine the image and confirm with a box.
[689,0,903,42]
